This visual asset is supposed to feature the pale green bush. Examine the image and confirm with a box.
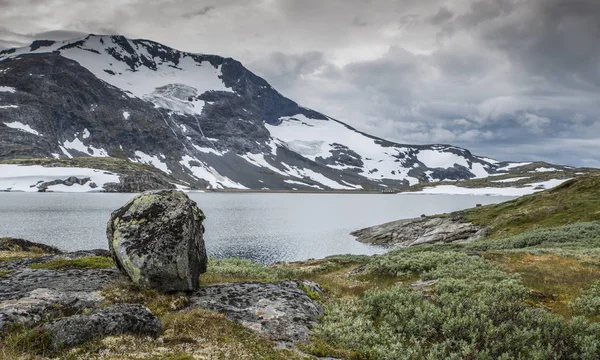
[571,281,600,317]
[315,248,600,359]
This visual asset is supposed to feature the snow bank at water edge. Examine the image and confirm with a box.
[0,164,120,192]
[401,179,571,197]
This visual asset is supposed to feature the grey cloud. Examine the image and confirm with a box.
[183,5,215,18]
[430,7,453,25]
[352,16,368,27]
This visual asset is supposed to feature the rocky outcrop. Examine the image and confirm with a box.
[0,237,62,254]
[107,190,207,291]
[0,239,326,354]
[187,280,324,345]
[43,304,162,350]
[0,250,119,331]
[36,176,93,192]
[103,173,176,193]
[351,213,487,247]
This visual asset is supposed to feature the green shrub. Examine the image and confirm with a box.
[316,279,600,359]
[314,248,600,359]
[571,281,600,317]
[367,248,514,283]
[467,221,600,252]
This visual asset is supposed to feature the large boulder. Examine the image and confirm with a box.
[106,190,207,292]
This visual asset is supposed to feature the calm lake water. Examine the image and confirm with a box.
[0,193,513,264]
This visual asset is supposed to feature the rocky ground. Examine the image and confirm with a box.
[0,239,327,359]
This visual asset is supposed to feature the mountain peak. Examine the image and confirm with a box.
[0,34,547,191]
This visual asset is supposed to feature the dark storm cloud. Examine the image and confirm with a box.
[0,0,598,166]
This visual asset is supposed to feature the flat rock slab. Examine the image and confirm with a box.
[187,280,324,345]
[351,214,487,247]
[43,303,162,350]
[0,251,120,331]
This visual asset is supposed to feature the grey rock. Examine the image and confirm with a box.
[187,280,324,345]
[0,250,119,331]
[43,304,162,350]
[351,213,487,246]
[107,190,207,291]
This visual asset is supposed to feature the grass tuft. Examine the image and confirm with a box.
[29,256,114,270]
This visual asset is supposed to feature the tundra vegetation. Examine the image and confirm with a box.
[1,173,600,359]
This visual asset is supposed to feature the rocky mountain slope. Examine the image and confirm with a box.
[0,35,580,191]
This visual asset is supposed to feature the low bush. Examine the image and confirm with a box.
[467,221,600,252]
[571,281,600,318]
[313,248,600,359]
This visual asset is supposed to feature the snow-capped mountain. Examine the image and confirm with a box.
[0,35,557,190]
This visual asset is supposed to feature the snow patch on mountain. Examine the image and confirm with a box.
[404,178,571,196]
[131,151,170,174]
[532,167,561,173]
[180,155,247,189]
[0,164,119,192]
[497,162,532,171]
[3,121,41,136]
[63,138,109,157]
[0,86,16,93]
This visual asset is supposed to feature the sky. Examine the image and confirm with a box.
[1,0,599,167]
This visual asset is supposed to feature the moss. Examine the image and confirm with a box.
[0,270,11,278]
[298,283,321,301]
[29,256,114,270]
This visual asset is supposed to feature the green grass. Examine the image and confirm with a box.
[29,256,114,270]
[463,172,600,238]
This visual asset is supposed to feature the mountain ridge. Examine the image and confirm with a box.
[0,34,583,191]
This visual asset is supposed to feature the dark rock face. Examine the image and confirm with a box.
[43,304,162,350]
[351,213,487,246]
[187,280,324,345]
[107,190,207,291]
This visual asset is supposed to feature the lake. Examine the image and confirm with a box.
[0,193,514,264]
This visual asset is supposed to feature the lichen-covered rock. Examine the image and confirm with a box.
[43,304,162,350]
[107,190,207,292]
[351,213,487,247]
[0,250,119,331]
[187,280,324,346]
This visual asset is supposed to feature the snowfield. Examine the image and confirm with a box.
[2,35,233,114]
[0,165,120,192]
[267,114,495,184]
[402,178,571,197]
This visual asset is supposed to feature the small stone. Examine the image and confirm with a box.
[43,304,162,350]
[107,190,207,292]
